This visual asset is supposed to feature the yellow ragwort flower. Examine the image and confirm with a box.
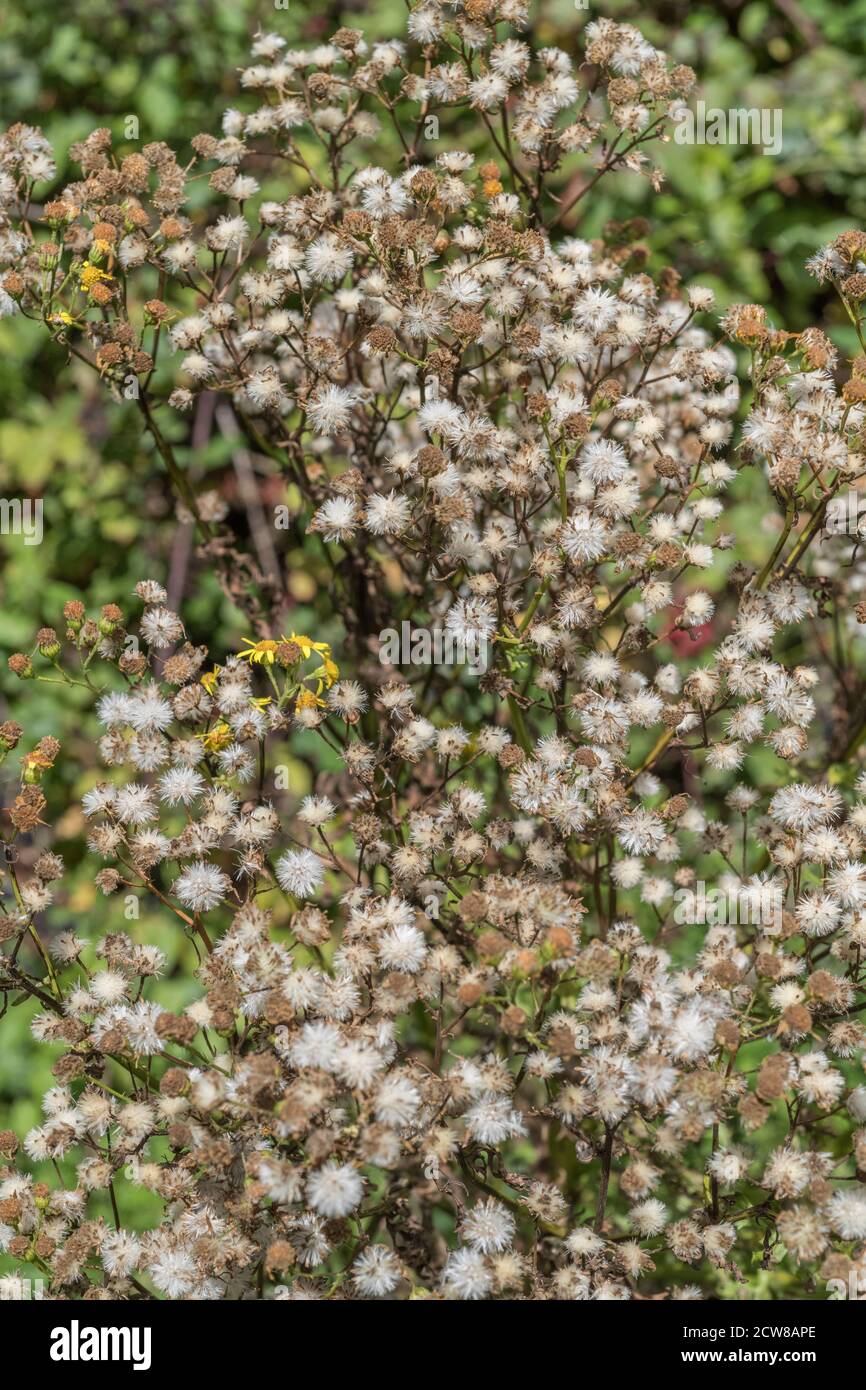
[238,637,284,665]
[238,633,338,685]
[79,264,112,291]
[199,720,233,753]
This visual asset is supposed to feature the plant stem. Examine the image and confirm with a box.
[507,693,533,756]
[594,1125,614,1233]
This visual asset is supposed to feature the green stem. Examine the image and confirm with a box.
[507,694,533,756]
[755,498,795,589]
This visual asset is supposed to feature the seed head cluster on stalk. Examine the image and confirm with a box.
[1,2,866,1301]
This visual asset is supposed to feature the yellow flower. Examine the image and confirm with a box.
[79,264,112,291]
[200,721,233,752]
[22,746,56,781]
[238,638,281,665]
[237,633,338,701]
[238,633,338,685]
[288,632,332,661]
[291,635,339,690]
[200,665,221,694]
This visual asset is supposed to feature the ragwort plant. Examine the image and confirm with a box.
[1,3,866,1301]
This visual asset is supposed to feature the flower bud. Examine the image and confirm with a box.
[0,721,23,751]
[8,653,33,679]
[99,603,123,636]
[36,626,60,659]
[63,599,85,632]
